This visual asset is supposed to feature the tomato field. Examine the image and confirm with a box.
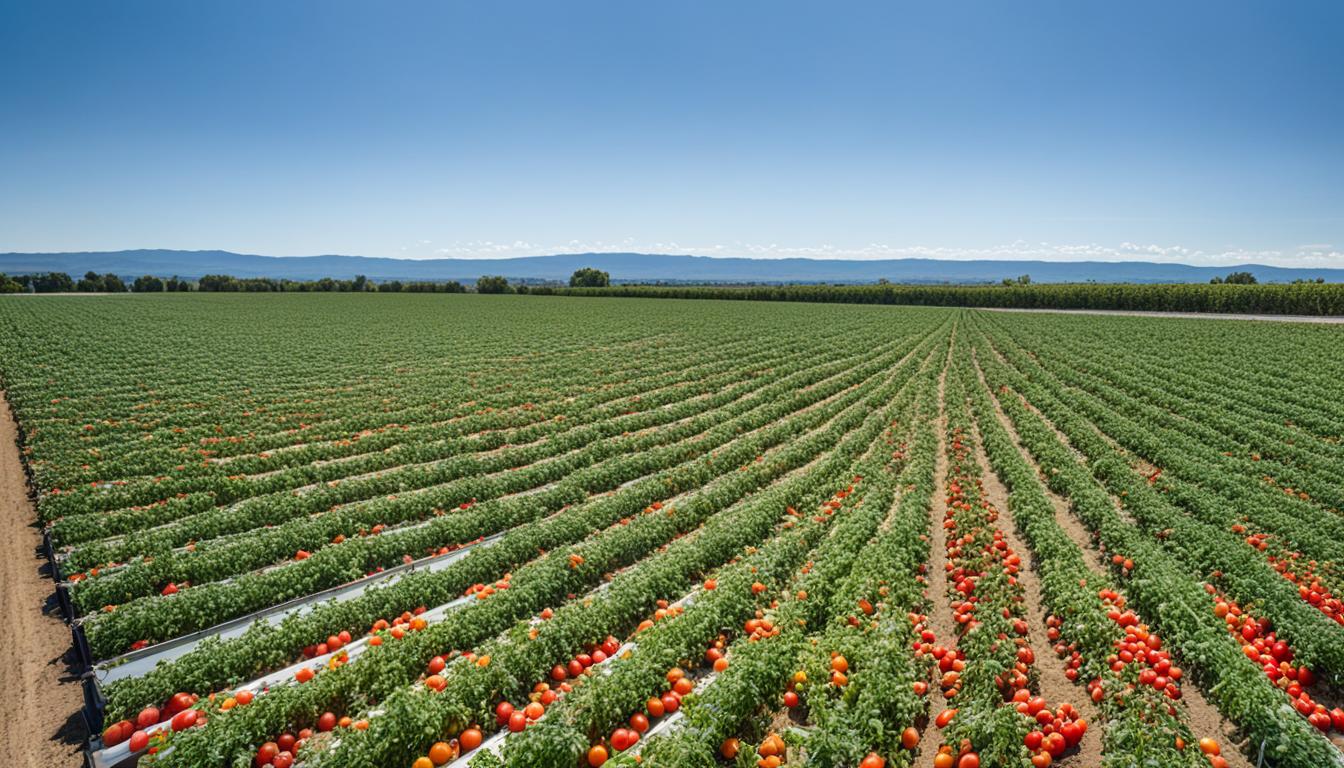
[2,294,1344,768]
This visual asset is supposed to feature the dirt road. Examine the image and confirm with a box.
[0,391,84,766]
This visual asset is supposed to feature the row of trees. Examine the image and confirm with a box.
[0,268,612,294]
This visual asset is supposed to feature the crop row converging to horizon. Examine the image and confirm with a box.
[2,294,1344,768]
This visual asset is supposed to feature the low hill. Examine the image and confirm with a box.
[2,249,1341,284]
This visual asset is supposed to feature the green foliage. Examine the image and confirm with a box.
[133,275,165,292]
[569,267,610,288]
[538,280,1344,315]
[476,275,512,294]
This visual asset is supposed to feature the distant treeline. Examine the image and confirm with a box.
[0,271,578,294]
[0,271,470,294]
[529,281,1344,316]
[5,268,1342,315]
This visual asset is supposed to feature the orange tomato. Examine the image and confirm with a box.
[901,726,919,750]
[428,741,454,765]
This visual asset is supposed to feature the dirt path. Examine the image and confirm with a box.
[970,429,1105,766]
[983,307,1344,325]
[0,391,85,767]
[913,350,957,768]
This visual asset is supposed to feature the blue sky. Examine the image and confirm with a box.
[2,1,1342,265]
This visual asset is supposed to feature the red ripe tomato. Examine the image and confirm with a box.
[646,697,665,718]
[166,692,194,716]
[958,753,980,768]
[569,659,585,678]
[428,656,446,674]
[629,713,649,733]
[277,733,297,752]
[317,712,337,732]
[587,744,609,766]
[861,753,886,768]
[661,693,680,714]
[136,707,160,728]
[1044,732,1066,758]
[128,730,150,753]
[171,709,198,732]
[102,720,132,747]
[601,637,620,656]
[611,728,634,751]
[1024,730,1044,750]
[550,665,568,681]
[591,650,608,664]
[496,701,515,725]
[256,742,280,767]
[783,691,800,708]
[524,701,545,720]
[272,752,294,768]
[508,711,527,732]
[1060,722,1082,746]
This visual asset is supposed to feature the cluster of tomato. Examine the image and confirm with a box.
[585,658,697,766]
[496,633,623,740]
[365,605,430,646]
[101,691,205,754]
[1016,695,1087,767]
[253,708,364,768]
[751,731,790,768]
[635,597,687,634]
[1239,523,1344,628]
[465,572,512,601]
[1209,585,1344,734]
[408,731,481,768]
[301,629,353,658]
[928,740,980,768]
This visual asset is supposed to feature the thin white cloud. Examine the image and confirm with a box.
[416,240,1344,268]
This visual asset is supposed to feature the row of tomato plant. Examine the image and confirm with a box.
[969,323,1344,767]
[84,332,935,661]
[130,331,944,767]
[976,317,1344,683]
[68,333,859,611]
[98,329,945,721]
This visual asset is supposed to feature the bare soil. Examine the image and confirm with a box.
[0,391,85,767]
[912,356,957,768]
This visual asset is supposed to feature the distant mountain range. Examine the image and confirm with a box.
[2,249,1342,285]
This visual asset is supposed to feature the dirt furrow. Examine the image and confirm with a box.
[1,391,84,767]
[913,353,956,768]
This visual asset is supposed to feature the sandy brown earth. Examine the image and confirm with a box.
[0,392,85,767]
[912,356,957,768]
